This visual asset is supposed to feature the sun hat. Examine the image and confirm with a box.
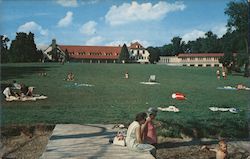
[147,107,158,116]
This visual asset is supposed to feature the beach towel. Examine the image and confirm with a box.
[209,107,239,113]
[140,82,160,85]
[217,86,237,90]
[5,95,48,102]
[217,86,250,91]
[158,106,180,112]
[65,83,94,88]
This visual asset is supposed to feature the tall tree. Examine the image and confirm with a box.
[119,44,130,63]
[9,32,40,62]
[171,36,184,55]
[160,44,173,56]
[225,0,249,76]
[0,35,10,63]
[201,31,221,53]
[187,39,203,53]
[147,47,160,63]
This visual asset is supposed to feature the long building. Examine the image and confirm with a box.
[158,53,224,67]
[43,39,149,63]
[59,45,122,63]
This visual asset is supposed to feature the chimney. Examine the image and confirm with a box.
[52,39,56,49]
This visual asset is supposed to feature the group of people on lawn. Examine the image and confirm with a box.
[3,80,34,99]
[126,108,228,159]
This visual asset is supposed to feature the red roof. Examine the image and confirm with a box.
[58,45,122,60]
[129,42,144,49]
[178,53,224,57]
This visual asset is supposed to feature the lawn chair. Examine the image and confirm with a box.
[148,75,156,82]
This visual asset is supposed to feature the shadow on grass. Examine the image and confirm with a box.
[156,138,250,150]
[1,65,53,81]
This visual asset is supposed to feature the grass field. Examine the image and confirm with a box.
[1,63,249,138]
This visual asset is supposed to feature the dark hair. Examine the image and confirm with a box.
[135,112,147,122]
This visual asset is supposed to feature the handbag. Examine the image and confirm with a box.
[113,130,126,146]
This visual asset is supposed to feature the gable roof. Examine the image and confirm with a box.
[58,45,122,60]
[129,42,144,49]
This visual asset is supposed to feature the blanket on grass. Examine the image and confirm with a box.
[158,106,180,112]
[217,86,250,90]
[5,95,48,102]
[209,107,239,113]
[65,83,94,88]
[140,82,160,85]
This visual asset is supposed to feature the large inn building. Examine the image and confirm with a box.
[43,39,150,64]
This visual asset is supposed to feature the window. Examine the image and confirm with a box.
[206,57,211,60]
[190,57,195,61]
[198,57,203,60]
[181,57,187,61]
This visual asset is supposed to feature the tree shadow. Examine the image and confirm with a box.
[1,65,53,81]
[156,138,250,150]
[49,124,115,140]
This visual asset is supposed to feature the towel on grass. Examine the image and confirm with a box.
[209,107,239,113]
[5,95,48,102]
[158,106,180,112]
[217,86,237,90]
[140,82,160,85]
[65,83,94,87]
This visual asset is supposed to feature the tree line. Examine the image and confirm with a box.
[147,1,249,76]
[1,32,43,63]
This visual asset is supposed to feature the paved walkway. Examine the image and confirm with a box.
[40,124,155,159]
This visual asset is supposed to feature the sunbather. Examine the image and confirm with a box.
[236,84,248,90]
[12,80,21,89]
[3,85,19,99]
[66,72,74,81]
[125,71,129,79]
[20,84,33,97]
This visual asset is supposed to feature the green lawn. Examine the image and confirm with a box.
[1,63,249,138]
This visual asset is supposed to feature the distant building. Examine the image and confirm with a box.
[128,42,150,64]
[59,45,122,63]
[158,53,224,67]
[43,40,151,64]
[43,39,122,63]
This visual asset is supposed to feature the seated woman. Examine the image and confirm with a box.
[66,72,75,81]
[143,107,160,146]
[20,84,33,97]
[3,85,20,100]
[126,112,156,157]
[12,80,21,89]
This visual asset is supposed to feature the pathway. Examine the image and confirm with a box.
[40,124,155,159]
